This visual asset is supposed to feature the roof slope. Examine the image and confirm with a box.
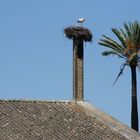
[0,100,140,140]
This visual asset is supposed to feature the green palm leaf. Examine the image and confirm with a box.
[111,28,127,48]
[123,22,133,41]
[99,21,140,66]
[99,35,125,56]
[102,50,125,58]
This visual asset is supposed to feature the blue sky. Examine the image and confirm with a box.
[0,0,140,128]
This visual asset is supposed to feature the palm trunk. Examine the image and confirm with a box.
[130,65,139,131]
[73,39,84,101]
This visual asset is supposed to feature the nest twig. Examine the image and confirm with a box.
[64,26,92,42]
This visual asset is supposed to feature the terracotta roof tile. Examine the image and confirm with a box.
[0,100,140,140]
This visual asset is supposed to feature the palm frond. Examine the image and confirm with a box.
[123,22,133,41]
[111,28,127,48]
[99,35,125,55]
[113,63,127,86]
[99,21,140,68]
[102,50,125,58]
[132,21,140,47]
[129,52,138,62]
[120,28,127,38]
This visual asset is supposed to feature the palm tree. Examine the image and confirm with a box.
[99,21,140,132]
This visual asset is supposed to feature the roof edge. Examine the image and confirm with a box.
[0,99,73,103]
[76,101,140,140]
[0,99,140,139]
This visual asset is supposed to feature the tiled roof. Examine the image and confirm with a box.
[0,100,140,140]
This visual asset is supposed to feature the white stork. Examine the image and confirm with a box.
[77,18,85,23]
[77,18,85,26]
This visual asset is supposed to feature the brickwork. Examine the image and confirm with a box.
[73,39,84,101]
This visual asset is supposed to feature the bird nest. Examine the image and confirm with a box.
[64,26,92,42]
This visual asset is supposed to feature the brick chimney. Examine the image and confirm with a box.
[73,39,84,101]
[64,26,92,101]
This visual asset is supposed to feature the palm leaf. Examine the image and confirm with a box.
[133,21,140,47]
[99,35,125,55]
[123,22,133,41]
[128,52,138,63]
[99,21,140,68]
[102,50,125,58]
[113,63,127,86]
[111,28,127,48]
[120,28,127,39]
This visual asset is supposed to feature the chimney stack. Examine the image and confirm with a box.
[64,26,92,101]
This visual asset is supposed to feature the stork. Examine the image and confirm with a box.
[77,18,85,26]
